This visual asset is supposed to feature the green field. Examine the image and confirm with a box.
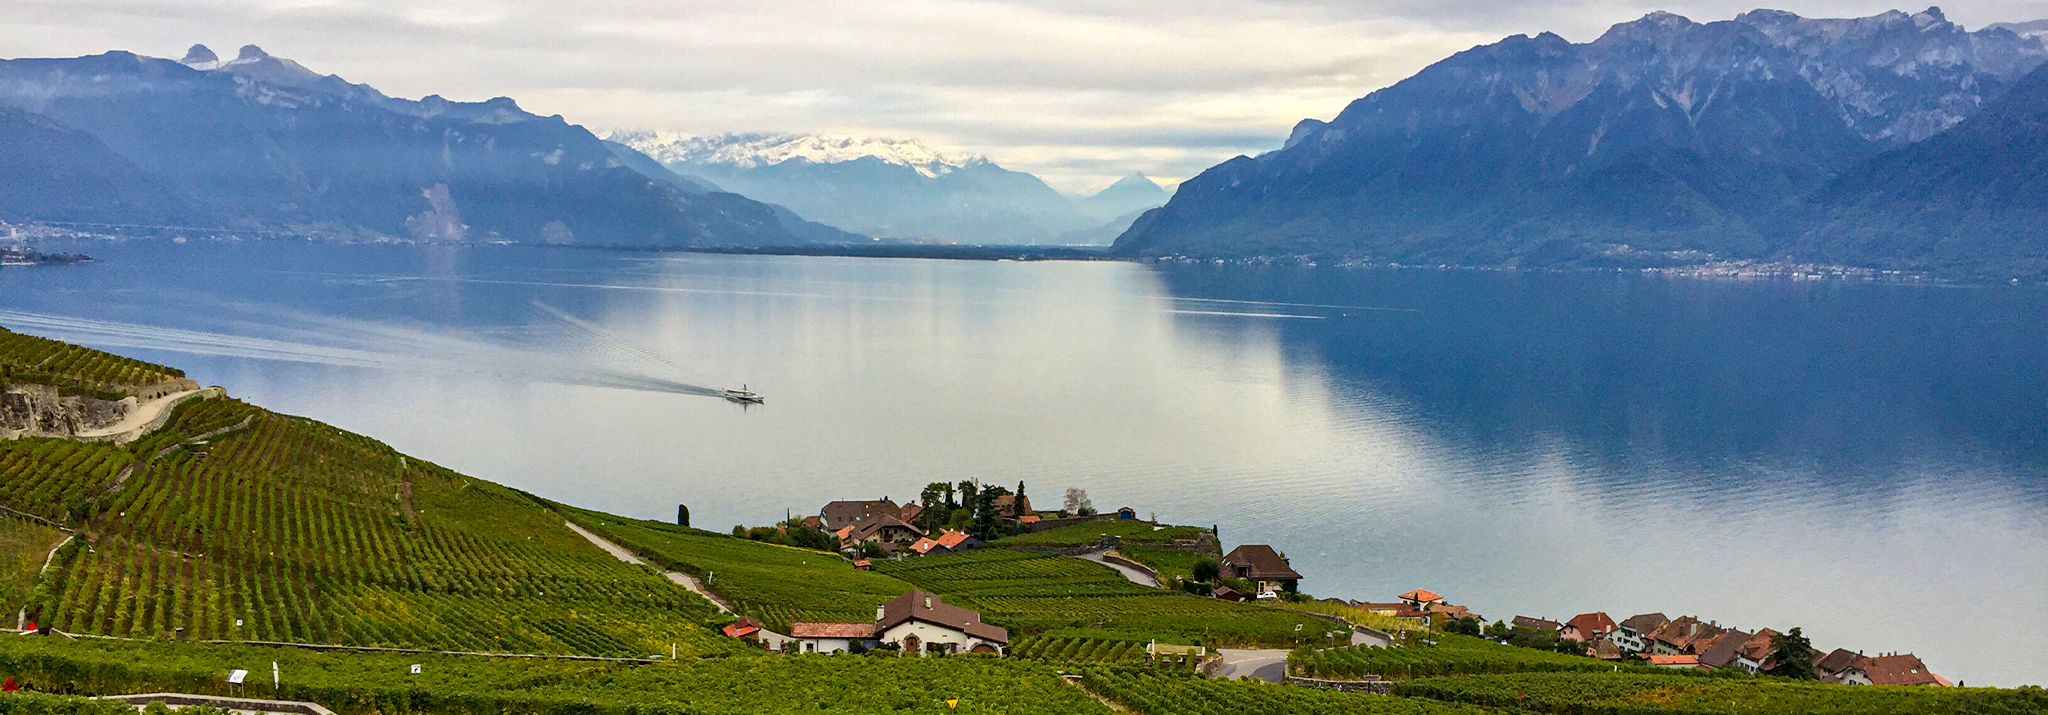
[1081,669,1496,715]
[0,635,1111,715]
[873,549,1337,647]
[1,514,66,621]
[1292,633,1644,681]
[9,395,728,657]
[994,519,1209,548]
[1269,599,1427,634]
[1117,546,1206,584]
[557,507,916,632]
[1392,672,2046,714]
[0,326,183,396]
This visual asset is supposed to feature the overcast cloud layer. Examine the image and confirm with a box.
[4,0,2046,191]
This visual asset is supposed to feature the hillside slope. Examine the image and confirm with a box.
[0,47,804,247]
[1113,9,2047,272]
[1790,61,2048,279]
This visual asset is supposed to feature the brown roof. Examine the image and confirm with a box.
[1563,612,1617,636]
[1512,616,1562,631]
[1649,616,1724,651]
[1220,545,1302,580]
[1855,654,1944,686]
[789,622,877,639]
[878,590,1007,643]
[1619,613,1668,634]
[1814,648,1864,676]
[992,494,1033,518]
[820,499,902,531]
[898,504,925,525]
[847,516,923,542]
[1739,629,1780,663]
[800,516,823,529]
[1399,589,1444,603]
[1696,629,1751,669]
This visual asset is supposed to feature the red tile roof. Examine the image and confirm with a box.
[1648,654,1699,667]
[1400,589,1444,603]
[720,618,762,639]
[935,530,975,548]
[1855,654,1945,686]
[789,622,876,639]
[1564,612,1617,636]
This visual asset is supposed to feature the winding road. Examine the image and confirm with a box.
[1075,550,1158,587]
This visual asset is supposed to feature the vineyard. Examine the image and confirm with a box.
[0,439,134,523]
[0,326,183,395]
[1270,599,1426,634]
[558,507,915,632]
[1,514,66,621]
[994,519,1209,548]
[1009,633,1150,664]
[1291,633,1641,681]
[873,550,1337,647]
[0,636,1116,715]
[14,396,732,657]
[1116,546,1207,584]
[1391,672,2048,714]
[1079,669,1495,715]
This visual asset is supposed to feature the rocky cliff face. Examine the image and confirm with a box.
[1113,8,2048,270]
[0,383,130,439]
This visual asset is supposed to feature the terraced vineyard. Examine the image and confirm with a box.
[873,549,1336,647]
[1081,669,1495,715]
[1009,633,1150,664]
[1270,599,1426,634]
[17,396,730,657]
[995,519,1209,548]
[1292,633,1642,681]
[1,514,67,621]
[0,326,184,394]
[559,506,915,632]
[0,636,1115,715]
[1392,672,2047,714]
[0,439,133,523]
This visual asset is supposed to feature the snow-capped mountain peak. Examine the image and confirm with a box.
[607,131,986,177]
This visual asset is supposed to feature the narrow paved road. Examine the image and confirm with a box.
[1075,551,1158,587]
[1214,648,1290,682]
[75,388,212,442]
[562,520,731,613]
[1352,628,1390,647]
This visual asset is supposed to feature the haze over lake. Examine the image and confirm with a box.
[4,241,2043,685]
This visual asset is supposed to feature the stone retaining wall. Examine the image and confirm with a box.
[1283,675,1393,694]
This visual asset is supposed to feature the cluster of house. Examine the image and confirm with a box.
[720,590,1008,656]
[1352,590,1949,687]
[802,497,1027,557]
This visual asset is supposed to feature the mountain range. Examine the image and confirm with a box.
[610,131,1167,245]
[0,45,832,247]
[1114,8,2048,279]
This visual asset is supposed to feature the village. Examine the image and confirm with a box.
[705,480,1954,690]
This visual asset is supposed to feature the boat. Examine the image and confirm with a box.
[722,385,764,404]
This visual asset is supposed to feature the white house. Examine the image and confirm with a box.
[875,590,1008,656]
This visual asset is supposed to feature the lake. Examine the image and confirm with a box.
[3,240,2043,685]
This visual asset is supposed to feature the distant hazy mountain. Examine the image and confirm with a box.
[598,139,864,244]
[609,131,1104,244]
[0,45,816,247]
[1073,172,1170,224]
[1791,60,2048,278]
[1990,19,2048,42]
[1114,8,2048,273]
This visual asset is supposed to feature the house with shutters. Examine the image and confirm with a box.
[1559,612,1617,642]
[876,590,1008,656]
[789,621,880,654]
[1610,613,1667,654]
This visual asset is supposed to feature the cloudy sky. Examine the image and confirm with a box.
[4,1,2045,192]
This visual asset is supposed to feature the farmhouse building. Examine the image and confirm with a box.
[1398,589,1445,610]
[820,499,903,531]
[789,622,879,654]
[1219,545,1301,594]
[876,590,1008,656]
[1560,612,1617,642]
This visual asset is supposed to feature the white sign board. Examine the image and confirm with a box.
[227,669,249,684]
[409,664,422,675]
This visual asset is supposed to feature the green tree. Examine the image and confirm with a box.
[1765,627,1820,679]
[1190,558,1219,583]
[1445,617,1482,636]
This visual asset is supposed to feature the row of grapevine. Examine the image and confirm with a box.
[17,401,734,658]
[1079,669,1492,715]
[1291,633,1629,681]
[1009,635,1147,664]
[0,439,131,522]
[0,327,183,390]
[1389,672,2047,715]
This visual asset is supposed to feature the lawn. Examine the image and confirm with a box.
[558,506,917,632]
[874,549,1338,647]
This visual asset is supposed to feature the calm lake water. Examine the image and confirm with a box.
[4,241,2044,685]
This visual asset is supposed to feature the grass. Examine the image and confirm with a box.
[557,506,917,632]
[1115,546,1207,585]
[1,515,66,622]
[1293,633,1654,681]
[0,635,1113,715]
[873,549,1338,647]
[19,396,731,658]
[994,519,1210,548]
[1391,671,2047,714]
